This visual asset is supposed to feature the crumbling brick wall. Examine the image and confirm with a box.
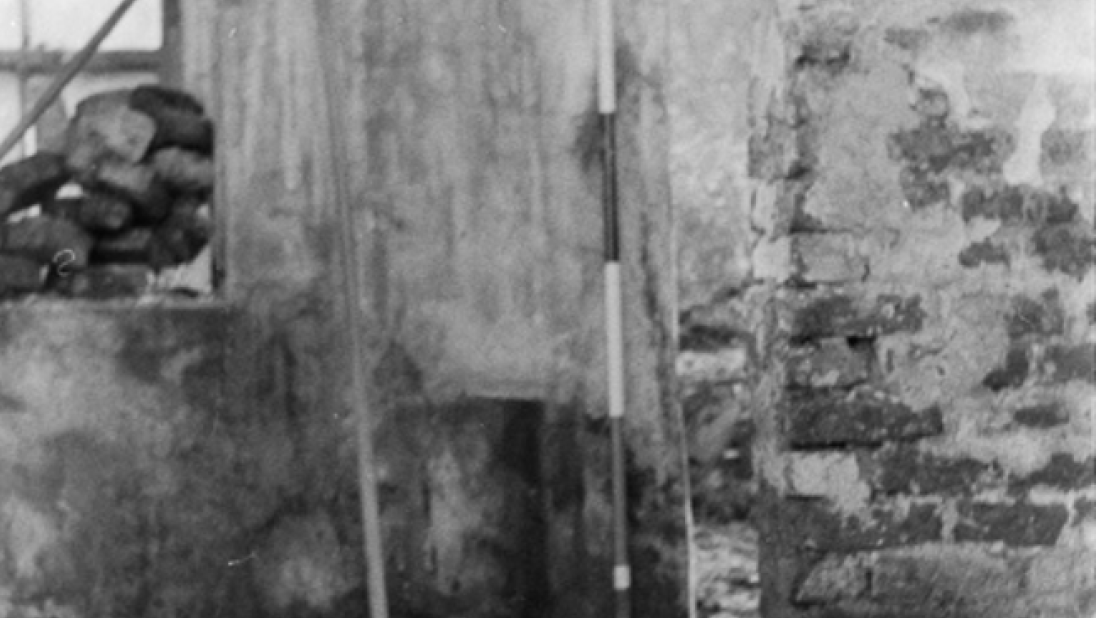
[749,1,1095,616]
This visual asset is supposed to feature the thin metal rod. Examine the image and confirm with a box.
[0,0,141,162]
[311,4,390,618]
[17,0,31,158]
[598,0,631,616]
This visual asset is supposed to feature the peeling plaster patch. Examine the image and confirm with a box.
[1010,1,1096,77]
[784,452,869,512]
[1003,78,1056,187]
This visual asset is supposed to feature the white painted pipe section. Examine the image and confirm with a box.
[597,0,616,113]
[605,262,626,419]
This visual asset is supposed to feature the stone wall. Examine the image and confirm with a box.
[748,0,1095,616]
[0,2,691,618]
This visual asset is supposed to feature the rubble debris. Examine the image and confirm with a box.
[0,84,215,299]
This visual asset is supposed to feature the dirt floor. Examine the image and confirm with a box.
[694,522,760,618]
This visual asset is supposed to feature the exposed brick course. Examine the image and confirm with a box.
[865,446,1002,497]
[789,293,925,339]
[777,501,942,551]
[786,387,944,447]
[953,502,1069,546]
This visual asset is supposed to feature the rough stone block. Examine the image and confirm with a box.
[787,338,871,388]
[92,161,171,223]
[0,153,70,217]
[0,254,43,294]
[784,452,867,501]
[778,501,942,551]
[786,387,944,447]
[865,445,1002,496]
[788,293,925,338]
[91,228,169,267]
[130,86,213,154]
[0,216,92,267]
[41,194,133,233]
[796,554,869,604]
[150,148,214,195]
[953,502,1069,546]
[791,234,868,284]
[64,89,156,168]
[50,265,151,299]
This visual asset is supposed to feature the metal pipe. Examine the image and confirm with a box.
[0,0,141,162]
[311,3,390,617]
[597,0,631,616]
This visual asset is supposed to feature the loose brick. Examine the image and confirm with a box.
[884,27,929,51]
[91,228,171,268]
[0,153,70,217]
[961,185,1079,227]
[888,123,1012,175]
[64,89,156,168]
[786,387,943,447]
[154,201,213,266]
[796,554,869,604]
[49,265,151,299]
[1032,223,1095,279]
[150,148,214,195]
[787,339,871,388]
[1007,290,1064,339]
[981,344,1029,391]
[92,161,172,223]
[784,452,866,499]
[1012,403,1069,428]
[0,254,43,295]
[130,86,214,154]
[1009,454,1095,494]
[958,239,1010,268]
[866,445,1002,496]
[41,194,133,233]
[1040,344,1094,384]
[778,501,942,551]
[792,234,868,284]
[679,313,750,352]
[0,216,92,267]
[953,502,1069,546]
[789,293,925,339]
